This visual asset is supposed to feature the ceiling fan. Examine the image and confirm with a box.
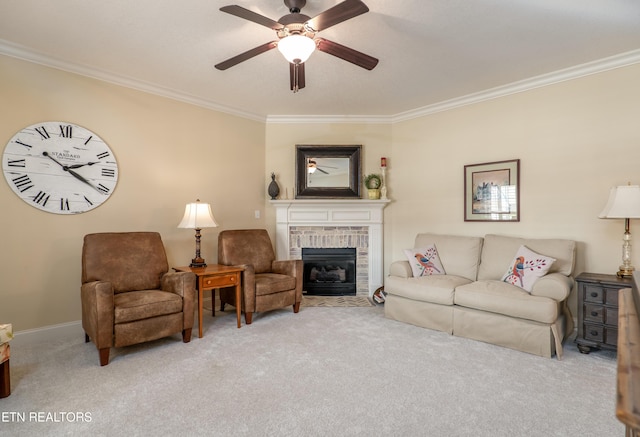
[307,158,338,174]
[215,0,379,92]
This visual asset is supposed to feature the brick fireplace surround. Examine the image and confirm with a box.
[270,199,390,297]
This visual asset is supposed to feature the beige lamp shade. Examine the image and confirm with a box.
[599,185,640,219]
[178,200,218,229]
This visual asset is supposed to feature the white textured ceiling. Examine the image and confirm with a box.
[1,0,640,121]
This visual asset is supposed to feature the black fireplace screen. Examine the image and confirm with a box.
[302,247,356,296]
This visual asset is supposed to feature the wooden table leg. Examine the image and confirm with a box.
[235,274,242,328]
[0,359,10,398]
[198,285,204,338]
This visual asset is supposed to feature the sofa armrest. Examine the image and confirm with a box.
[80,281,115,348]
[389,260,413,278]
[530,273,574,301]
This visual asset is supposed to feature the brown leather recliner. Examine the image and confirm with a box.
[81,232,196,366]
[217,229,302,324]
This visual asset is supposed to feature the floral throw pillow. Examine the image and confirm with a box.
[404,245,446,277]
[501,245,556,292]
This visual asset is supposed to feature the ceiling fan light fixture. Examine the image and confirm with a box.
[277,34,316,64]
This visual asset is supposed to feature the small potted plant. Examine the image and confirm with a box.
[364,173,382,199]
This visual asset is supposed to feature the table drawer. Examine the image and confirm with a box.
[584,304,604,323]
[584,323,618,346]
[202,274,238,288]
[584,285,604,303]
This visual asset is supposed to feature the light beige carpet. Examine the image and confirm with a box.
[301,295,373,307]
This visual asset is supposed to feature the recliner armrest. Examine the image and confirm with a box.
[161,271,197,329]
[80,281,115,348]
[161,271,196,298]
[272,259,302,277]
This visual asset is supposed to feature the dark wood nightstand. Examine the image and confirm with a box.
[576,272,633,354]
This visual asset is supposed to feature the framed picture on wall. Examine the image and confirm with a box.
[464,159,520,222]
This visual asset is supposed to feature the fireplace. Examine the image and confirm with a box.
[302,248,356,296]
[270,199,390,297]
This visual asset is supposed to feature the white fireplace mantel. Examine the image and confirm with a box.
[269,199,390,296]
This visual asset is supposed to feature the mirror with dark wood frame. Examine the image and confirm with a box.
[295,145,361,198]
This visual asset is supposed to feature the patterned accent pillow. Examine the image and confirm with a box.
[404,245,446,277]
[501,245,556,292]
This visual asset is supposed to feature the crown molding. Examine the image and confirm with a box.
[391,49,640,123]
[0,39,266,123]
[2,38,639,125]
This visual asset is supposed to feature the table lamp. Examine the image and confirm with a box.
[599,184,640,277]
[178,199,218,267]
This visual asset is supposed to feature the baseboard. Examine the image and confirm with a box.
[12,320,83,347]
[11,297,216,348]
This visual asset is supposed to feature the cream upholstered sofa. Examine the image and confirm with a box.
[384,233,576,359]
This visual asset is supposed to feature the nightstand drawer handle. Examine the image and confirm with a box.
[590,330,599,336]
[590,292,598,298]
[591,311,598,316]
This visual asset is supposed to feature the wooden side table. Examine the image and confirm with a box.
[174,265,244,338]
[576,272,632,354]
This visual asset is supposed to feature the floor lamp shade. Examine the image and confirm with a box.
[178,200,218,267]
[599,185,640,277]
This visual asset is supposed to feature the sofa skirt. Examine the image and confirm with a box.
[453,306,567,359]
[385,294,454,334]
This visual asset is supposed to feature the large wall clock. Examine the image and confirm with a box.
[2,121,119,214]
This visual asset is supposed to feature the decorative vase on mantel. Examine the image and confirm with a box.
[268,172,280,200]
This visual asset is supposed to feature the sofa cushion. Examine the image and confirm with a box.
[385,275,472,306]
[501,245,556,292]
[404,245,446,277]
[454,280,560,324]
[478,234,575,281]
[413,234,483,281]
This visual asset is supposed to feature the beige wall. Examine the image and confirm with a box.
[0,55,266,330]
[388,63,640,276]
[2,53,639,332]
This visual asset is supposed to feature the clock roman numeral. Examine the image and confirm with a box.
[101,168,115,177]
[12,174,34,192]
[33,191,50,206]
[35,126,50,139]
[96,151,110,160]
[96,184,110,194]
[84,196,94,206]
[15,140,32,149]
[60,198,70,211]
[84,135,93,145]
[7,159,26,167]
[59,124,73,138]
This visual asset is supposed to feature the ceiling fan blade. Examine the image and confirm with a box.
[317,168,329,174]
[220,5,283,30]
[289,62,306,91]
[306,0,369,32]
[315,38,378,70]
[215,41,278,70]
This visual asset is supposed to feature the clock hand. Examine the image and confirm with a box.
[67,161,99,169]
[42,151,103,193]
[42,151,65,168]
